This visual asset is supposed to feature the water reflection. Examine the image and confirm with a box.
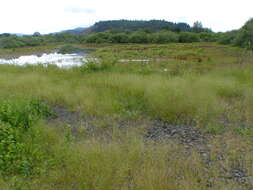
[0,53,89,68]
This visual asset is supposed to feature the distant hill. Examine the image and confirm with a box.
[60,27,87,34]
[82,20,191,34]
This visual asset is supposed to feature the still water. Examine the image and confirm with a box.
[0,53,90,68]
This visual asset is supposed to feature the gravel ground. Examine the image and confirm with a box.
[47,105,252,188]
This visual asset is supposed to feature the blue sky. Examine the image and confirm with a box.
[1,0,252,34]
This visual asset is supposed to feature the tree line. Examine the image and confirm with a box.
[0,19,252,50]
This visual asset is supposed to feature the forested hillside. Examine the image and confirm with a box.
[0,19,252,50]
[82,20,195,34]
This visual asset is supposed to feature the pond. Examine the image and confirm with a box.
[0,50,94,68]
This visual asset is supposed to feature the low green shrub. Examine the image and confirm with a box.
[58,45,79,54]
[179,32,200,43]
[0,99,52,130]
[0,121,24,174]
[0,99,53,176]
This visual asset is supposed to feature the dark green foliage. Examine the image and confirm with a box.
[22,36,45,46]
[85,33,100,43]
[0,19,220,47]
[0,33,86,49]
[129,31,149,43]
[234,19,253,49]
[0,99,52,175]
[0,99,51,130]
[48,33,85,44]
[85,20,191,34]
[1,19,252,49]
[199,32,217,42]
[83,31,210,44]
[85,32,112,43]
[218,30,238,45]
[0,37,25,48]
[170,22,191,32]
[0,121,24,174]
[150,31,179,43]
[217,18,253,50]
[179,32,200,43]
[58,45,81,54]
[109,33,129,43]
[58,45,76,54]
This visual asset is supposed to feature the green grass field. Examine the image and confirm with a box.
[0,43,252,189]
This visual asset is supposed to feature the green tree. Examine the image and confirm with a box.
[218,30,238,45]
[199,32,217,42]
[192,21,203,33]
[129,31,149,43]
[234,18,253,49]
[0,37,25,48]
[179,32,200,43]
[150,31,179,43]
[110,33,129,43]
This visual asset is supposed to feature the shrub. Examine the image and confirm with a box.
[58,45,80,54]
[218,30,238,45]
[179,32,200,43]
[129,32,149,43]
[199,32,217,42]
[234,18,253,49]
[110,33,129,43]
[0,121,24,174]
[150,31,179,43]
[0,37,25,49]
[0,99,53,176]
[85,33,112,43]
[0,99,52,130]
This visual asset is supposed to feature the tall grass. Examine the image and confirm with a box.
[0,64,253,127]
[1,122,251,189]
[0,43,253,189]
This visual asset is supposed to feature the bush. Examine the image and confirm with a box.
[85,32,112,43]
[0,99,52,130]
[218,30,238,45]
[0,37,25,49]
[85,34,98,43]
[58,45,80,54]
[179,32,200,43]
[0,121,24,174]
[109,33,129,43]
[234,19,253,49]
[129,32,149,43]
[0,99,52,175]
[150,31,179,43]
[199,32,217,42]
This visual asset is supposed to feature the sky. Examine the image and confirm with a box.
[1,0,252,34]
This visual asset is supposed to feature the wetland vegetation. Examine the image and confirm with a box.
[0,19,253,190]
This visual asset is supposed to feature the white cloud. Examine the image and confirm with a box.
[0,0,252,34]
[64,7,95,14]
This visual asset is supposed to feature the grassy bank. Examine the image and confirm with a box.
[0,43,252,189]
